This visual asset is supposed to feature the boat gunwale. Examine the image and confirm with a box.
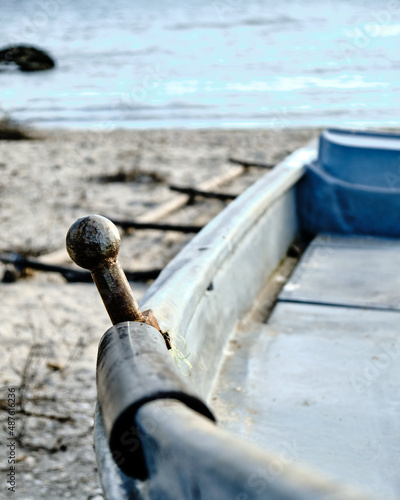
[140,142,318,336]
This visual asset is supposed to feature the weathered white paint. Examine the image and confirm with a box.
[213,302,400,500]
[213,233,400,500]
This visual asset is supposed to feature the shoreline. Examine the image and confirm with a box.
[10,122,400,136]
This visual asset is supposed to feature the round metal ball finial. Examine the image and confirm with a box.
[66,215,121,270]
[66,214,145,325]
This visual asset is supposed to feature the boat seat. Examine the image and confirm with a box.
[280,234,400,310]
[297,129,400,238]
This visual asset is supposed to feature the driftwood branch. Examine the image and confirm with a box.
[228,157,274,169]
[108,218,203,234]
[169,185,237,202]
[0,252,161,283]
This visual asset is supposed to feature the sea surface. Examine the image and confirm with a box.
[1,0,400,129]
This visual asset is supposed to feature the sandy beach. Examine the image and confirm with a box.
[0,127,319,499]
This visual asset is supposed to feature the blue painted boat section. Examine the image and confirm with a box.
[298,129,400,236]
[320,129,400,186]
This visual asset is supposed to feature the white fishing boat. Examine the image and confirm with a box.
[66,128,400,500]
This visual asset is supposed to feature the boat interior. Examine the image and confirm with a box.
[212,233,400,499]
[94,129,400,500]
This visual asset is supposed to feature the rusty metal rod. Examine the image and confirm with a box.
[169,185,237,201]
[66,214,165,341]
[108,217,203,234]
[66,215,145,324]
[228,157,274,169]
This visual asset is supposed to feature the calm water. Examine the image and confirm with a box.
[1,0,399,129]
